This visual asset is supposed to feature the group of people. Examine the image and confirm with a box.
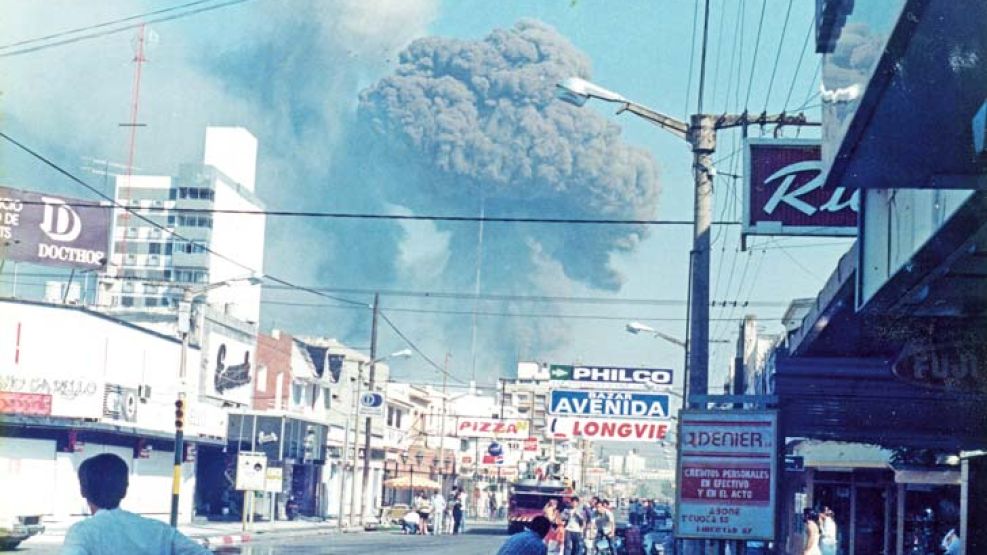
[802,507,838,555]
[498,496,617,555]
[401,487,465,535]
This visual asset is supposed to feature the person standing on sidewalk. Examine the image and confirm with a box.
[562,497,585,555]
[451,486,465,534]
[431,490,447,536]
[61,453,209,555]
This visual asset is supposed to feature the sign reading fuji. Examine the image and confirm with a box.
[550,364,673,386]
[548,389,669,419]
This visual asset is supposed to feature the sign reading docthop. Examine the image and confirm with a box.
[0,186,110,269]
[676,410,778,542]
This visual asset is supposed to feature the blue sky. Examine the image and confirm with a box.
[0,0,853,401]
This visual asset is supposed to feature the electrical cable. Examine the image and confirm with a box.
[782,18,816,112]
[683,0,701,120]
[0,129,368,308]
[0,0,254,58]
[762,0,794,111]
[378,312,467,385]
[9,200,740,226]
[722,0,745,115]
[708,0,726,110]
[743,0,768,110]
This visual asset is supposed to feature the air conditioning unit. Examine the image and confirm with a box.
[137,384,152,401]
[150,227,162,238]
[152,200,163,208]
[148,254,160,266]
[126,227,139,238]
[125,254,137,265]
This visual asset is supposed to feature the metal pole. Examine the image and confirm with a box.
[686,113,716,409]
[169,327,188,527]
[439,353,449,497]
[359,293,380,525]
[337,415,350,529]
[348,361,364,526]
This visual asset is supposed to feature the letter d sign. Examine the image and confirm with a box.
[39,196,82,242]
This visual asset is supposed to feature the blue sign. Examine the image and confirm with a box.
[548,389,670,419]
[488,442,503,457]
[358,392,385,416]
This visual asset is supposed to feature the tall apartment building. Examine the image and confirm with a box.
[99,127,265,325]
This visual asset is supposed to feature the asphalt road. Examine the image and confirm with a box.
[14,527,508,554]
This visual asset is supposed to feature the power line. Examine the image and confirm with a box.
[0,0,214,51]
[10,200,742,227]
[696,0,713,115]
[743,0,768,110]
[0,0,254,58]
[378,312,466,385]
[762,0,794,111]
[783,18,816,112]
[0,129,367,309]
[684,0,701,120]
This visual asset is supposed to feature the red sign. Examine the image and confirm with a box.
[743,138,858,238]
[455,417,530,439]
[680,463,771,504]
[0,392,52,415]
[524,437,539,452]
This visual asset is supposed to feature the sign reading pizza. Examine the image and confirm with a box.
[455,417,530,439]
[676,410,778,542]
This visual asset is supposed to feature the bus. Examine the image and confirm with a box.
[507,478,573,535]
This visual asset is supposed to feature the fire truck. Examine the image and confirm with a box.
[506,478,573,535]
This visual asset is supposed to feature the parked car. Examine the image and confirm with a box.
[0,514,44,551]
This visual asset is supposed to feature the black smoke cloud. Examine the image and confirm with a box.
[357,19,661,290]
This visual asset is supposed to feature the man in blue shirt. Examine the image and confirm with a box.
[61,453,209,555]
[497,515,552,555]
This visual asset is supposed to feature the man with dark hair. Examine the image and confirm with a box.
[61,453,208,554]
[497,515,552,555]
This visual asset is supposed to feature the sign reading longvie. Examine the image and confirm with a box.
[676,410,778,542]
[0,186,110,269]
[547,416,669,442]
[743,139,858,238]
[456,417,530,439]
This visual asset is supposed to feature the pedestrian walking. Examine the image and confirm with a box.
[563,497,585,555]
[415,491,431,535]
[451,486,465,534]
[819,507,837,555]
[431,490,447,535]
[61,453,209,555]
[803,508,822,555]
[496,515,552,555]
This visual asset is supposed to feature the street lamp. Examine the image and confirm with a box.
[559,77,814,413]
[170,275,262,527]
[625,321,730,349]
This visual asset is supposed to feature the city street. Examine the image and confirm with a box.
[17,527,508,555]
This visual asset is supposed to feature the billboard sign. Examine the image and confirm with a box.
[203,331,255,405]
[235,451,268,491]
[548,389,670,419]
[0,186,110,269]
[455,417,530,439]
[549,364,673,387]
[546,416,670,443]
[743,139,858,239]
[102,384,138,423]
[358,392,386,417]
[0,392,52,416]
[676,410,778,541]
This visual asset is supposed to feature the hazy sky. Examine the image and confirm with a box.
[0,0,853,401]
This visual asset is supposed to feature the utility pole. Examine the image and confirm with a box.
[358,293,380,525]
[438,352,450,495]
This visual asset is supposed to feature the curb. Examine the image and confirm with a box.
[197,524,352,548]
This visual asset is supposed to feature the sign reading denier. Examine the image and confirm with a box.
[549,364,672,386]
[0,186,110,269]
[676,410,778,542]
[743,138,857,239]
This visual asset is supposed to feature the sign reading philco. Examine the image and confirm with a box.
[549,364,673,386]
[455,417,530,439]
[676,410,778,542]
[0,186,110,269]
[743,139,858,238]
[548,389,669,419]
[893,342,987,393]
[547,416,669,442]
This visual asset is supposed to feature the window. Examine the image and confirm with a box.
[164,242,173,255]
[256,365,267,393]
[121,296,134,308]
[145,297,159,307]
[323,387,331,410]
[169,188,177,200]
[292,383,303,405]
[163,269,172,280]
[167,215,176,226]
[188,187,200,199]
[148,242,161,255]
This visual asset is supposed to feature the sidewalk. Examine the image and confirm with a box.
[30,515,364,548]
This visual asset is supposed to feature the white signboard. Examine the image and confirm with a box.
[358,392,385,417]
[549,364,673,386]
[455,417,531,439]
[676,410,778,541]
[203,331,255,405]
[264,466,283,493]
[235,451,268,491]
[545,416,670,443]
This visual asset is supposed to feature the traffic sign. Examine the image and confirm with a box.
[358,392,385,417]
[549,364,673,386]
[548,389,670,419]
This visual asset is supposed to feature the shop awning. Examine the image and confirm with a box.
[384,475,441,490]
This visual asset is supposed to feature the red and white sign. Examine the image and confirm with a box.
[524,437,539,452]
[743,138,858,239]
[455,417,530,439]
[0,392,52,416]
[546,416,669,442]
[676,410,778,542]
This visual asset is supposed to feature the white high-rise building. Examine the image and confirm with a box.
[99,127,265,324]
